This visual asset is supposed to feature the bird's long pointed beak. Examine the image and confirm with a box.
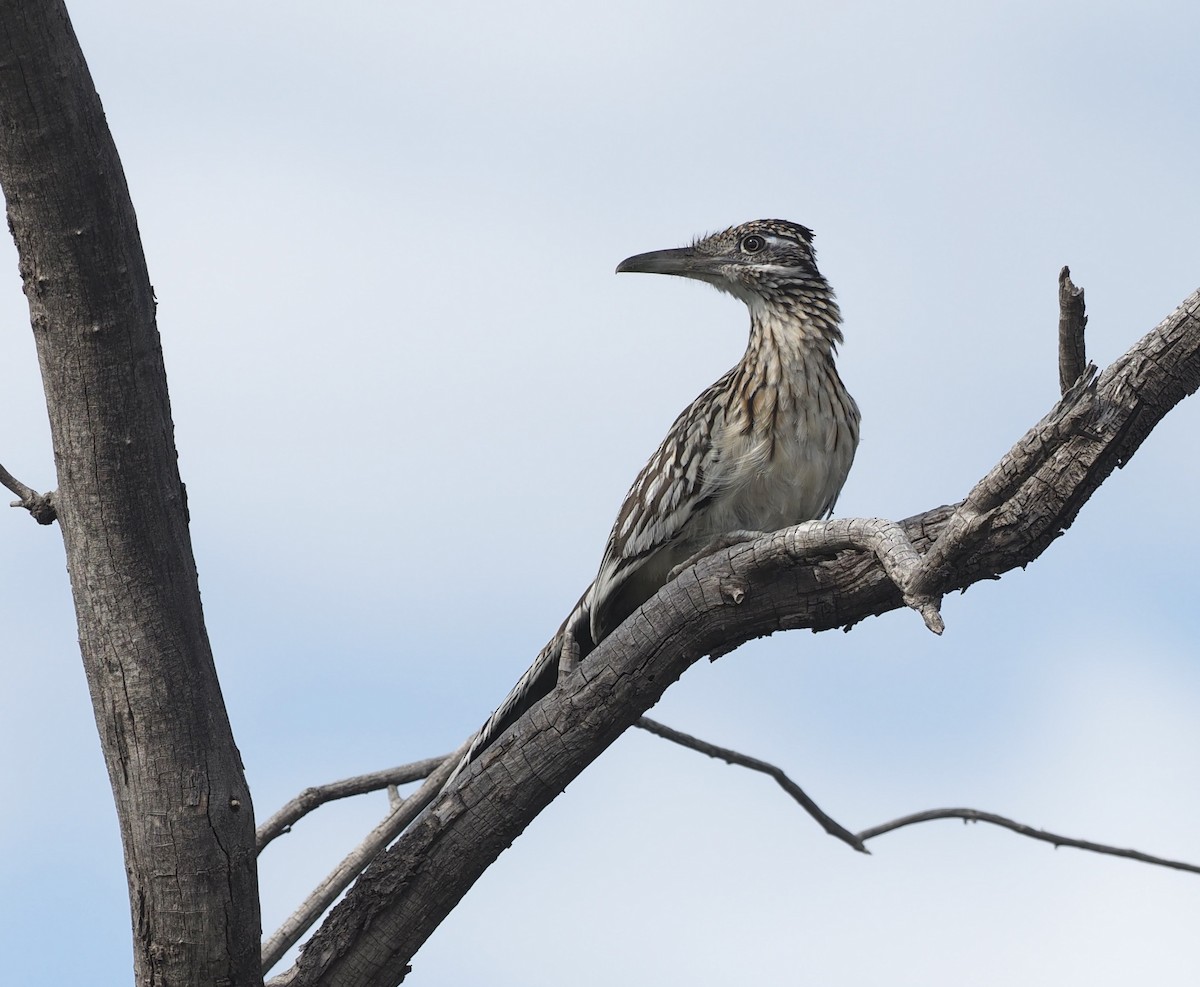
[616,246,713,278]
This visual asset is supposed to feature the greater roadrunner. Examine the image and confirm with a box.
[457,219,860,774]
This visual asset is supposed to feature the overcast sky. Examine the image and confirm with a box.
[2,2,1199,984]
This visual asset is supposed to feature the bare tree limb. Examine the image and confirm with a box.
[278,284,1200,987]
[257,756,451,853]
[1059,265,1088,394]
[636,717,867,852]
[0,461,56,524]
[857,808,1200,875]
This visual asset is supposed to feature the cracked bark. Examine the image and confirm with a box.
[0,3,261,985]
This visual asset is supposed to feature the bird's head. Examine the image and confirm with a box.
[615,219,825,307]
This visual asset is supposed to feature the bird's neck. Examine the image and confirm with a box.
[725,281,858,468]
[743,283,843,371]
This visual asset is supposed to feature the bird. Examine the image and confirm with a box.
[454,219,860,777]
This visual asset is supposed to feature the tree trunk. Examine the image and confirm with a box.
[0,4,261,984]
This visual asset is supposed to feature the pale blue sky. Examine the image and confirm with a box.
[2,2,1198,984]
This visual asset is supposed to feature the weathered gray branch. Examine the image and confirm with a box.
[276,286,1200,987]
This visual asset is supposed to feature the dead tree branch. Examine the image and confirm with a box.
[1059,265,1088,393]
[275,286,1200,987]
[0,461,56,524]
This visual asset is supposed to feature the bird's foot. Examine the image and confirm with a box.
[667,529,770,581]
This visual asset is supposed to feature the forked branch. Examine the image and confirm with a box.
[264,695,1197,978]
[641,717,1200,875]
[0,461,56,524]
[257,755,452,853]
[260,740,471,973]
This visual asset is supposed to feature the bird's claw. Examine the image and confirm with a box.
[667,530,770,581]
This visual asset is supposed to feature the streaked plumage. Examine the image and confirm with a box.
[456,220,860,775]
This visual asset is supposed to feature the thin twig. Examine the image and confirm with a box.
[636,717,867,853]
[260,740,471,975]
[640,721,1199,876]
[1059,266,1088,395]
[256,755,450,852]
[858,807,1200,875]
[0,461,56,524]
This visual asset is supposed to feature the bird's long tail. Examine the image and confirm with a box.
[448,589,594,783]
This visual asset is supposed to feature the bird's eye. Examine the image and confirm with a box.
[741,235,765,253]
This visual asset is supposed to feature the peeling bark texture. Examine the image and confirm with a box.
[284,288,1200,987]
[0,4,262,985]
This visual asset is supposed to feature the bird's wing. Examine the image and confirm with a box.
[452,371,744,783]
[586,370,738,637]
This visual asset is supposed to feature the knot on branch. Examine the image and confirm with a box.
[719,578,747,605]
[17,490,57,525]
